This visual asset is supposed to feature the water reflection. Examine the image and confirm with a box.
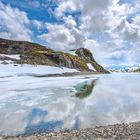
[24,108,63,135]
[0,73,140,136]
[75,80,96,99]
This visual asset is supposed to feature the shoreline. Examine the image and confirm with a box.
[28,71,101,77]
[0,63,105,78]
[1,122,140,140]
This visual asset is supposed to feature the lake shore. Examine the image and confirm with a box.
[28,71,100,77]
[1,121,140,140]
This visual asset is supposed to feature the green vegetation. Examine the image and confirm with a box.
[21,47,108,72]
[64,53,88,70]
[90,61,109,73]
[76,48,93,59]
[23,50,88,70]
[75,48,109,73]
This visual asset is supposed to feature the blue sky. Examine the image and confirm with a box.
[0,0,140,68]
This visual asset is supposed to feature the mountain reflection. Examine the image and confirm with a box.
[75,80,97,99]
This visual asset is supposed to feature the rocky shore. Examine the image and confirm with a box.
[27,71,100,77]
[0,122,140,140]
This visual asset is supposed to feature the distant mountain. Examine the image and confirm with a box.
[128,67,140,73]
[0,38,109,73]
[109,66,140,73]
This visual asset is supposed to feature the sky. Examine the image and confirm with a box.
[0,0,140,68]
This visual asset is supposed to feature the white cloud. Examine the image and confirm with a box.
[40,0,139,67]
[1,0,138,67]
[55,1,77,17]
[132,15,140,27]
[0,1,32,41]
[63,15,77,28]
[31,20,43,30]
[76,0,112,14]
[38,24,76,50]
[71,27,85,47]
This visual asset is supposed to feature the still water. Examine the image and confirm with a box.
[0,73,140,136]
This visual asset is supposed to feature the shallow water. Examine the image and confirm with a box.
[0,73,140,136]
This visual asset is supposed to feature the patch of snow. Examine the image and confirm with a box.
[87,63,96,71]
[0,60,13,64]
[128,66,140,71]
[0,64,79,77]
[0,54,21,60]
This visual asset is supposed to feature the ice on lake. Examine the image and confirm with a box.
[0,65,140,136]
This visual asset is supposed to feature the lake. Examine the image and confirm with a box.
[0,73,140,136]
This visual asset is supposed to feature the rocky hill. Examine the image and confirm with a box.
[127,66,140,73]
[0,38,109,73]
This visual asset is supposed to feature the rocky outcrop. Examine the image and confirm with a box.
[0,38,109,73]
[0,38,51,54]
[20,51,89,71]
[75,48,109,73]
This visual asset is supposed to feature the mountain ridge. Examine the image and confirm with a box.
[0,38,109,73]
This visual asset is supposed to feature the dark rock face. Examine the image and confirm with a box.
[20,51,89,71]
[76,48,109,73]
[76,48,94,62]
[0,38,51,54]
[0,38,109,73]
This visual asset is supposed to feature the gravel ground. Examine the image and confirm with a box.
[0,122,140,140]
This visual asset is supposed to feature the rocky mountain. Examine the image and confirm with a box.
[0,38,51,54]
[109,66,140,73]
[127,67,140,73]
[0,38,109,73]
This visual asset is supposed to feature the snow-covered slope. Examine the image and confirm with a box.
[0,64,79,77]
[0,54,21,60]
[87,63,96,71]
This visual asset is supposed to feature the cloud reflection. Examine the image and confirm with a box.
[0,73,140,136]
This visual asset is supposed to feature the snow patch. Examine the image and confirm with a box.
[87,63,96,71]
[68,50,77,56]
[0,60,13,64]
[0,54,21,60]
[0,64,79,77]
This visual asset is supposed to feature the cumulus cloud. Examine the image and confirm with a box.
[38,24,75,50]
[55,1,77,17]
[0,1,32,41]
[63,15,77,28]
[38,23,85,50]
[39,0,140,67]
[31,20,44,30]
[133,15,140,26]
[0,0,140,67]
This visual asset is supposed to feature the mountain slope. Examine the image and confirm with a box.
[0,38,109,73]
